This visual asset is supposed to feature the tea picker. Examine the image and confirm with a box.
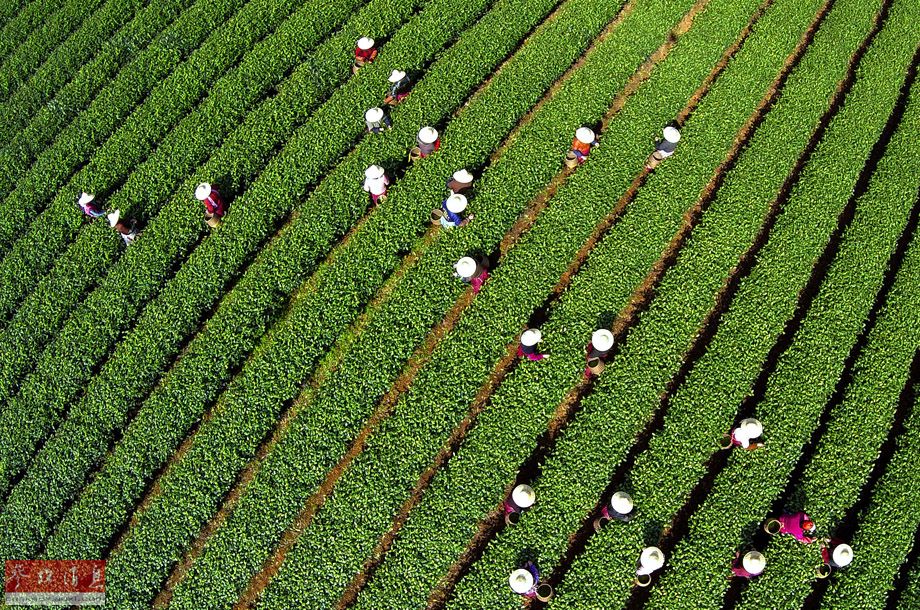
[503,484,535,525]
[517,329,548,362]
[196,182,225,228]
[731,551,765,579]
[107,210,138,245]
[410,126,440,161]
[635,547,665,586]
[446,168,474,196]
[565,127,599,168]
[384,69,412,106]
[584,328,614,378]
[595,491,633,530]
[819,539,853,577]
[509,562,553,601]
[764,512,817,544]
[722,417,765,451]
[363,165,389,205]
[77,192,105,219]
[365,107,392,134]
[453,256,489,294]
[432,193,472,228]
[645,126,681,170]
[353,36,377,73]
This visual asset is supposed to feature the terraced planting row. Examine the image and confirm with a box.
[735,78,920,610]
[0,0,310,330]
[442,0,835,604]
[546,0,897,604]
[0,0,143,138]
[822,379,920,607]
[1,0,503,566]
[163,0,711,605]
[640,4,919,605]
[0,0,190,149]
[0,0,916,606]
[0,0,105,100]
[0,0,399,405]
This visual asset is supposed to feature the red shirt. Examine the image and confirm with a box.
[355,47,376,62]
[571,138,591,155]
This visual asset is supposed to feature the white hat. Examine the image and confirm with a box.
[364,164,384,180]
[78,192,95,206]
[575,127,595,144]
[455,257,477,279]
[740,418,763,439]
[592,329,614,352]
[418,126,438,144]
[640,547,664,571]
[365,107,384,122]
[520,329,542,347]
[107,210,121,227]
[453,169,473,183]
[388,69,406,83]
[445,194,467,214]
[357,36,374,50]
[512,484,535,508]
[195,182,212,201]
[663,126,681,143]
[832,544,853,567]
[611,491,634,514]
[742,551,766,575]
[509,568,535,594]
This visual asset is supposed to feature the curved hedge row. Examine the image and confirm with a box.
[897,534,920,609]
[0,0,309,333]
[356,0,788,602]
[0,0,105,101]
[641,3,920,605]
[166,0,684,603]
[0,0,191,155]
[821,327,920,607]
[0,0,315,491]
[0,0,64,67]
[0,0,240,253]
[1,0,488,565]
[735,74,920,610]
[443,0,841,605]
[548,0,889,604]
[0,0,145,143]
[0,0,374,405]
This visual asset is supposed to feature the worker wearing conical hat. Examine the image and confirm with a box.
[363,165,389,205]
[584,328,614,378]
[732,551,766,578]
[107,210,138,245]
[353,36,377,72]
[636,547,665,577]
[503,483,535,525]
[77,192,105,218]
[365,107,392,134]
[568,127,599,166]
[196,182,225,228]
[437,193,473,228]
[518,328,548,362]
[509,561,541,597]
[821,539,853,570]
[446,168,474,196]
[417,126,440,157]
[772,512,817,544]
[646,125,681,170]
[384,69,412,106]
[454,256,489,294]
[727,418,765,451]
[605,491,634,522]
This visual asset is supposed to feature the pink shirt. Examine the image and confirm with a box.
[778,513,816,543]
